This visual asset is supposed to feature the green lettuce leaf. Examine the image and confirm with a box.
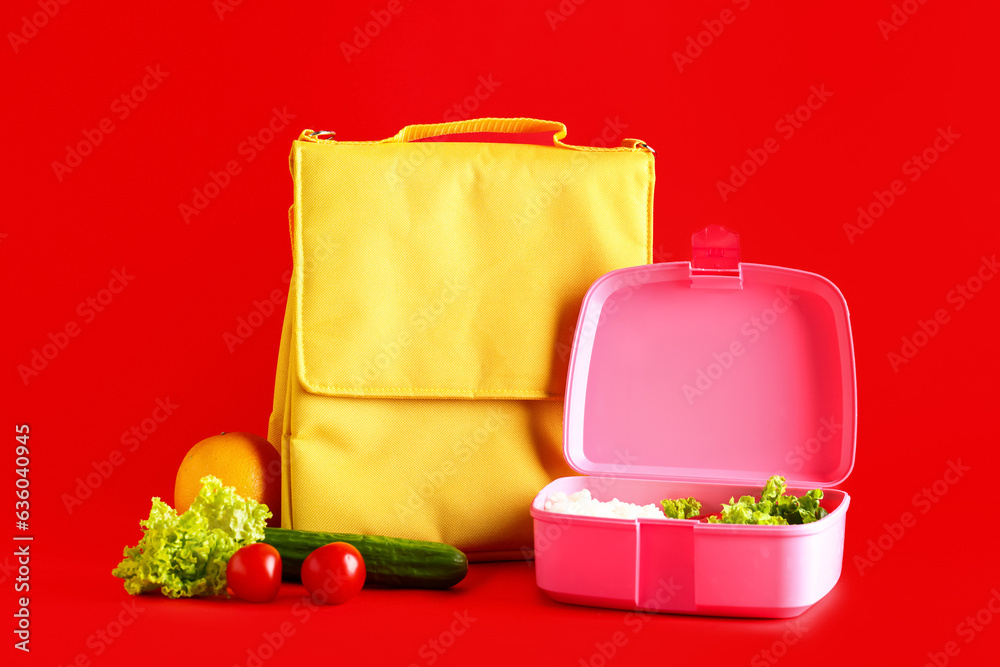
[706,476,827,525]
[112,475,271,598]
[660,497,702,519]
[761,475,787,505]
[706,496,789,525]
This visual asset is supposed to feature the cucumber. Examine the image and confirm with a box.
[262,527,467,590]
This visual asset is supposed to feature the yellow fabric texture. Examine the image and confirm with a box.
[268,118,654,560]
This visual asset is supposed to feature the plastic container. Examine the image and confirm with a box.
[530,226,856,618]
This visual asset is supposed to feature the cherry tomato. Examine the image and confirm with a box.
[300,542,366,605]
[226,543,282,603]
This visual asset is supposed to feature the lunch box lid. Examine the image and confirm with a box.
[563,226,856,487]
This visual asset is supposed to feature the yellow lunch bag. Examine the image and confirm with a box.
[268,117,654,560]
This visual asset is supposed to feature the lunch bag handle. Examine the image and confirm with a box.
[384,117,570,146]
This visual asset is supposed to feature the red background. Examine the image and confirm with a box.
[4,0,999,665]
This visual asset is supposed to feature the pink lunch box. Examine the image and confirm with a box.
[530,226,857,618]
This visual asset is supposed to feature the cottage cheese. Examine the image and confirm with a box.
[544,489,666,520]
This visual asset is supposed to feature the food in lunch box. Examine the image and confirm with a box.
[703,475,828,525]
[544,477,828,526]
[545,489,671,520]
[660,496,702,519]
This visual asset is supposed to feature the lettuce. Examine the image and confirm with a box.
[112,476,271,598]
[709,496,789,525]
[706,476,828,525]
[660,497,702,519]
[760,475,786,505]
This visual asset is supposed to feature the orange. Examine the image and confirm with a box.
[174,432,281,527]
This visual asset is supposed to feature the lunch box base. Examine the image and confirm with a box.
[531,476,848,619]
[543,590,814,619]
